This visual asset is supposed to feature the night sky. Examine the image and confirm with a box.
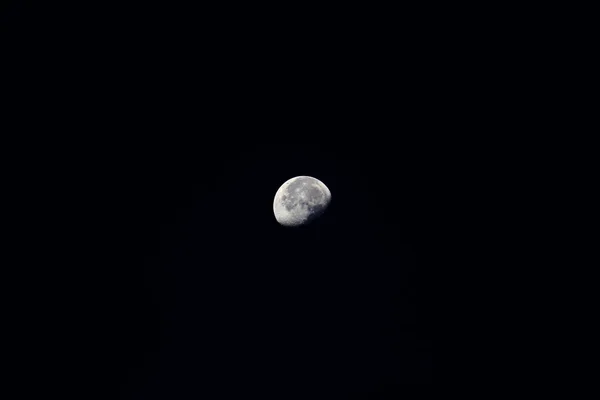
[94,146,429,398]
[4,3,432,397]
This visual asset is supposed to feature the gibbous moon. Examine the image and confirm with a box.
[273,176,332,227]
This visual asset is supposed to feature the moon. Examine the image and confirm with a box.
[273,176,332,227]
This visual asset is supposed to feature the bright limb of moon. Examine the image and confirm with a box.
[273,176,331,227]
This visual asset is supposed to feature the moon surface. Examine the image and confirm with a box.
[273,176,332,227]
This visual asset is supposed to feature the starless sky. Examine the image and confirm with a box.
[102,145,428,399]
[4,3,431,397]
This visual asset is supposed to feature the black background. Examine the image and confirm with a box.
[96,148,429,399]
[4,2,432,397]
